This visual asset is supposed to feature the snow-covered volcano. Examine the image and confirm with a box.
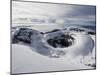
[11,1,96,74]
[12,25,96,74]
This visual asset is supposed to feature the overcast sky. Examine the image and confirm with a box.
[12,1,96,26]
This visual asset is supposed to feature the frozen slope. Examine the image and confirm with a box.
[12,44,93,74]
[63,32,94,57]
[12,28,95,74]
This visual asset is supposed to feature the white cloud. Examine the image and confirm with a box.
[12,1,96,26]
[12,1,74,19]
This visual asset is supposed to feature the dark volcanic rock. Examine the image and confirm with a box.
[70,28,85,32]
[85,63,96,68]
[12,28,42,44]
[47,34,74,48]
[45,29,60,34]
[88,32,95,35]
[12,28,33,44]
